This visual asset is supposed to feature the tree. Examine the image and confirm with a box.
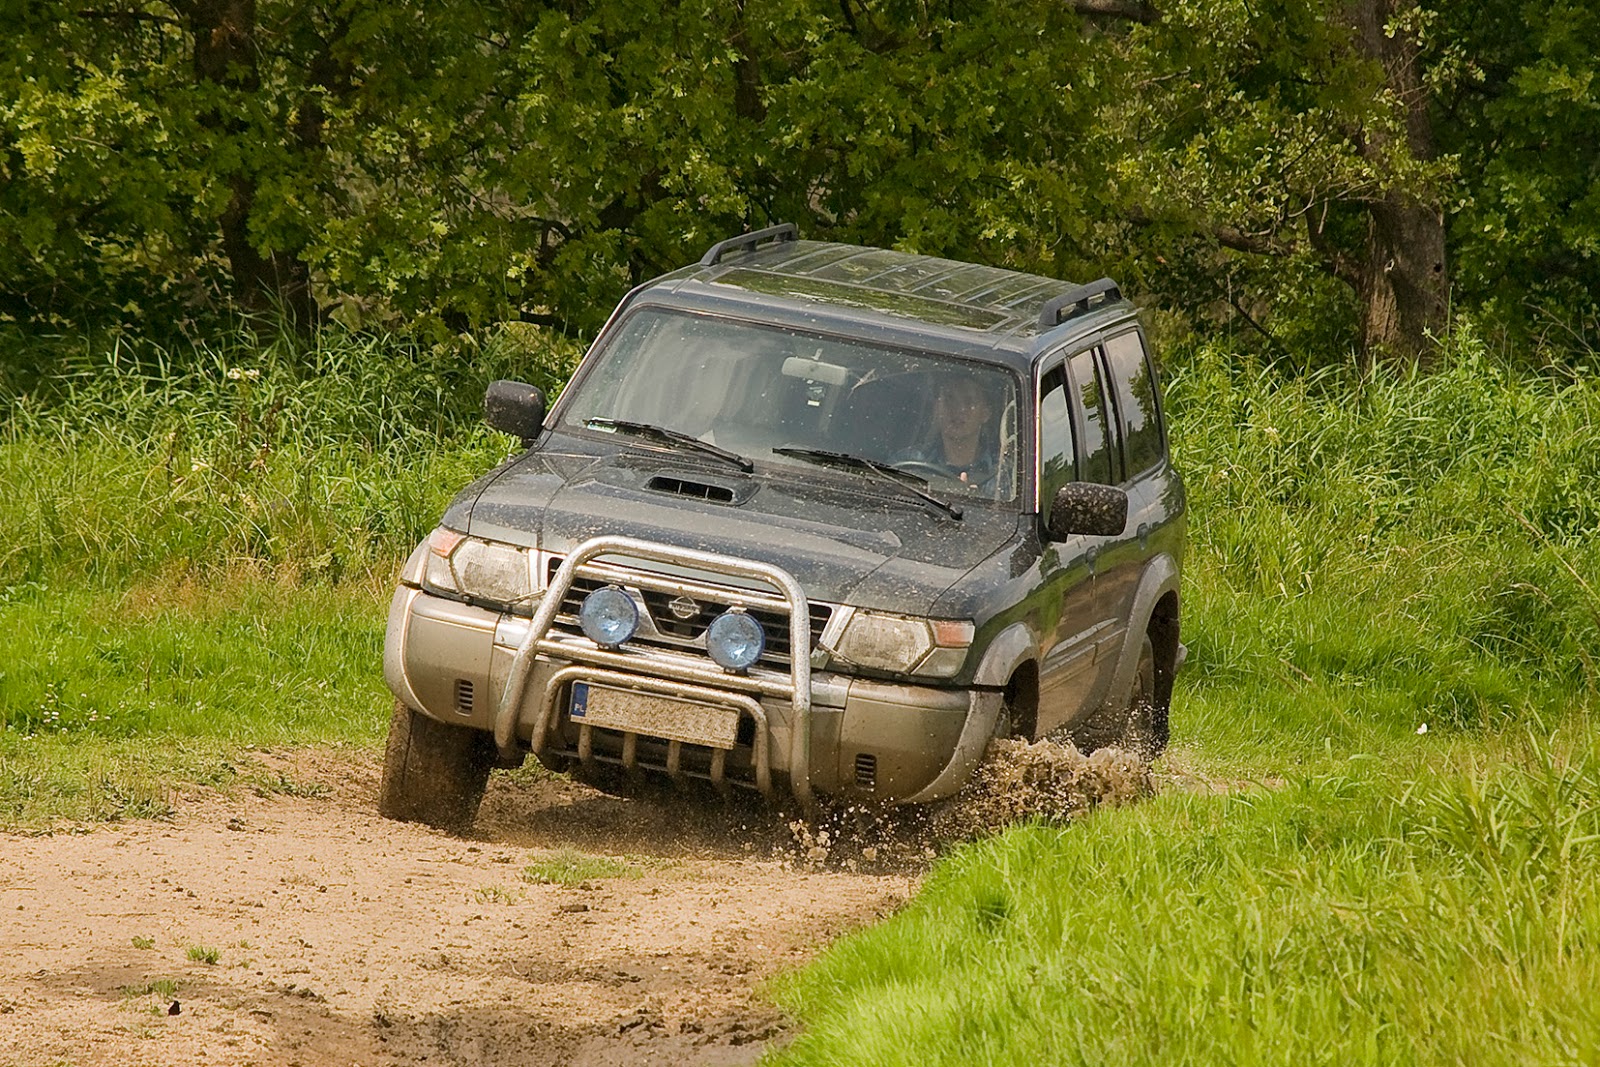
[1102,0,1452,362]
[1,0,1594,363]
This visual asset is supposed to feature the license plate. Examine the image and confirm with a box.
[568,682,740,750]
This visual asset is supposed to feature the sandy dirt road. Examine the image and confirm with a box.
[0,752,915,1066]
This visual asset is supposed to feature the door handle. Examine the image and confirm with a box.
[1137,522,1151,549]
[1085,545,1099,573]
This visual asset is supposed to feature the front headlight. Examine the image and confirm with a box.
[830,610,974,679]
[422,528,541,607]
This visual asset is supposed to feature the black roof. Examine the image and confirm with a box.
[628,233,1137,371]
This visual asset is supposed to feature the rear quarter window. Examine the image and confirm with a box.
[1103,331,1165,477]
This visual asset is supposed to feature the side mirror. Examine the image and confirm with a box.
[1047,482,1129,539]
[484,380,547,443]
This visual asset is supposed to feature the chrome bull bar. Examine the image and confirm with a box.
[493,535,813,806]
[537,666,772,796]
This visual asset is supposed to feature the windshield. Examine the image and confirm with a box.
[558,308,1022,503]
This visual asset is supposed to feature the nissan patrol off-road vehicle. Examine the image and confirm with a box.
[380,224,1185,831]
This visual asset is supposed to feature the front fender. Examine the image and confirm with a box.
[972,621,1037,688]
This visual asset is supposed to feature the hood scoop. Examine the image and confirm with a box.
[645,473,755,505]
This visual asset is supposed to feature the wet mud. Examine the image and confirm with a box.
[0,739,1153,1066]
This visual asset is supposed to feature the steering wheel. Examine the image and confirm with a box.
[889,460,952,480]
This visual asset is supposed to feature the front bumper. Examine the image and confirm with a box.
[383,536,999,805]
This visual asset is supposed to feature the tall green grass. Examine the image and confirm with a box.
[1,323,580,586]
[771,731,1600,1066]
[1166,336,1600,770]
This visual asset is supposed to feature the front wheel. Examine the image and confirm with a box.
[378,700,495,833]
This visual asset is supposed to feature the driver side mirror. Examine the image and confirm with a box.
[485,380,547,444]
[1047,482,1129,539]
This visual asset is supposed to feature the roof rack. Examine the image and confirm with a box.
[699,222,799,267]
[1036,278,1122,332]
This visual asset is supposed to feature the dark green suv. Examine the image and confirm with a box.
[380,224,1186,830]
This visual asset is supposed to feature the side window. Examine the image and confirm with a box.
[1038,365,1075,503]
[1104,331,1164,477]
[1068,350,1116,485]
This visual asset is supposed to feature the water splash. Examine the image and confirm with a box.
[787,737,1153,870]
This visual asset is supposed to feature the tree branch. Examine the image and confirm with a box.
[1125,204,1294,258]
[1306,207,1362,290]
[1212,223,1293,258]
[1068,0,1160,23]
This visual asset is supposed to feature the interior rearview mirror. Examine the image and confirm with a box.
[484,380,547,443]
[1047,482,1129,539]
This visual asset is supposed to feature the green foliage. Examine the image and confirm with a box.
[7,0,1590,357]
[1433,0,1600,347]
[185,944,219,965]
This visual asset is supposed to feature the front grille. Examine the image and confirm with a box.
[546,557,830,667]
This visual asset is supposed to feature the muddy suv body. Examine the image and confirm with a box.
[380,224,1185,830]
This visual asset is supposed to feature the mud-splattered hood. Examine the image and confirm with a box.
[456,437,1023,614]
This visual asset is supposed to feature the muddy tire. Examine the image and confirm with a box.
[1071,633,1165,759]
[1123,634,1167,759]
[378,700,495,833]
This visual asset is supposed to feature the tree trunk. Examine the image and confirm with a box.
[185,0,317,327]
[1348,0,1448,364]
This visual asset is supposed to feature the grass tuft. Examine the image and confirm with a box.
[121,978,179,1000]
[521,849,643,886]
[185,945,219,965]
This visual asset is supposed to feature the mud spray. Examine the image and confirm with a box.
[787,738,1152,871]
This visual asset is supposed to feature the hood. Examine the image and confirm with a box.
[461,437,1022,613]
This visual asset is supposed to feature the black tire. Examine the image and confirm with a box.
[1125,634,1168,760]
[377,700,495,833]
[1071,633,1166,759]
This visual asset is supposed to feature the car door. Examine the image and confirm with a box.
[1094,329,1168,629]
[1032,355,1124,736]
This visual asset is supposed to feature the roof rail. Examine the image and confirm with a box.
[1037,278,1123,332]
[699,223,799,267]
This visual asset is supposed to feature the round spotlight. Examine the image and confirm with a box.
[579,586,638,648]
[706,610,765,671]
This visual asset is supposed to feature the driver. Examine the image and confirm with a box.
[900,375,999,488]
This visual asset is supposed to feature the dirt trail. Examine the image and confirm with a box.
[0,753,915,1066]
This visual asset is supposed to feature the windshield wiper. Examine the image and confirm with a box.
[773,447,963,520]
[585,418,754,472]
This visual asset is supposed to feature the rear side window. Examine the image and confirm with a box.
[1068,350,1116,485]
[1103,331,1164,477]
